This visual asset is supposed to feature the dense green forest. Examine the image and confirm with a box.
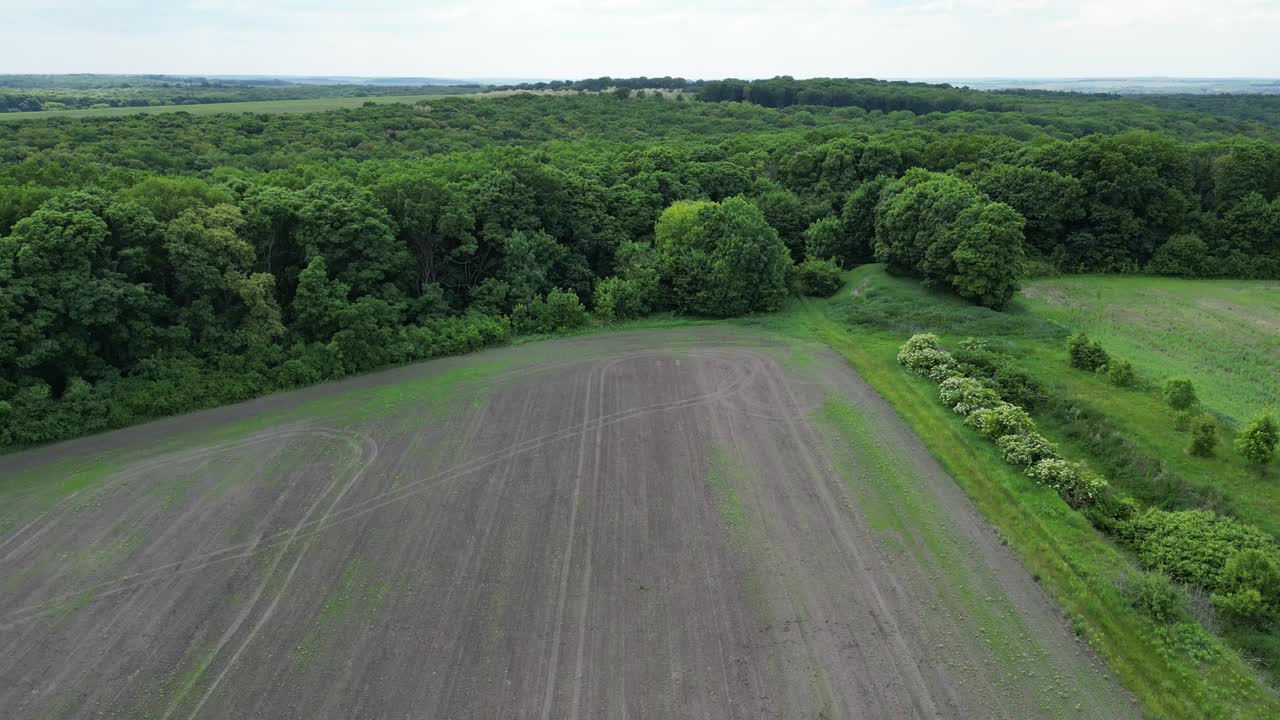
[700,77,1280,135]
[1,79,1279,448]
[0,75,483,113]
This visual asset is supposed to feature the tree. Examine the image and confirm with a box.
[947,202,1026,309]
[803,216,848,263]
[655,197,790,317]
[1,203,164,391]
[840,175,891,265]
[294,181,411,301]
[120,176,234,223]
[371,169,476,300]
[874,170,1025,307]
[500,230,562,308]
[1235,414,1278,471]
[875,170,983,278]
[749,186,809,260]
[965,402,1035,439]
[292,256,350,343]
[1163,377,1198,411]
[330,296,403,373]
[1189,415,1218,457]
[971,164,1084,261]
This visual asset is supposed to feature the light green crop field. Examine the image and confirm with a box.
[0,93,473,121]
[1020,275,1280,424]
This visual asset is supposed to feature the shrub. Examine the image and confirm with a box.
[996,432,1060,469]
[1235,413,1279,469]
[952,341,1045,409]
[1188,415,1218,457]
[1123,571,1188,624]
[404,314,512,358]
[593,276,652,321]
[1107,359,1136,387]
[938,375,1000,415]
[512,289,588,335]
[1083,493,1139,535]
[1163,377,1198,411]
[965,402,1034,439]
[1126,509,1279,591]
[1147,233,1207,278]
[989,365,1046,410]
[1067,332,1109,371]
[1212,549,1280,622]
[924,361,963,383]
[1172,410,1195,431]
[797,258,843,297]
[1027,458,1107,508]
[897,334,956,378]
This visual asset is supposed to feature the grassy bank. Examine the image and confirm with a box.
[735,271,1280,719]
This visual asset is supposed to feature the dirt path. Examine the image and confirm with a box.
[0,327,1138,719]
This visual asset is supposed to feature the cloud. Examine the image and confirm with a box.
[1,0,1276,77]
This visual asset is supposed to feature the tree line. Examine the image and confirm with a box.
[2,84,1278,447]
[0,84,480,114]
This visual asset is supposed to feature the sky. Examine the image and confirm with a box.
[2,0,1278,79]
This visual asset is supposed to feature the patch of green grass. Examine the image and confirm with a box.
[819,396,1034,677]
[705,445,749,535]
[1020,274,1280,424]
[290,557,388,670]
[704,444,771,619]
[797,287,1280,720]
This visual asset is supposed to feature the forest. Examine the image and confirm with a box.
[1,78,1279,448]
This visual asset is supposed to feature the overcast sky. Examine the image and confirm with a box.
[2,0,1277,79]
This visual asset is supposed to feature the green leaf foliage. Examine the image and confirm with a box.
[1067,332,1110,371]
[1235,414,1279,468]
[1188,415,1218,457]
[1163,377,1199,411]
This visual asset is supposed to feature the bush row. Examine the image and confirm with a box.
[899,333,1105,509]
[899,333,1280,623]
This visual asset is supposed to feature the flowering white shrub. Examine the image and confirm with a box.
[965,402,1035,439]
[897,334,956,378]
[938,376,1000,415]
[1028,458,1107,508]
[995,432,1060,469]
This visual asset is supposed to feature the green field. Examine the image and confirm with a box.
[0,93,472,121]
[1021,275,1280,424]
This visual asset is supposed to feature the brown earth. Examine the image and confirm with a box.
[0,327,1137,719]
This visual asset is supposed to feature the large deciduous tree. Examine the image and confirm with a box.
[655,197,791,317]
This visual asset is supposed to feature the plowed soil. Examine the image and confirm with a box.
[0,327,1137,719]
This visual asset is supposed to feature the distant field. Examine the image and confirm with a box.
[0,93,470,121]
[1020,275,1280,423]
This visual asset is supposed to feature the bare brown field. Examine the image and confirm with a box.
[0,327,1137,719]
